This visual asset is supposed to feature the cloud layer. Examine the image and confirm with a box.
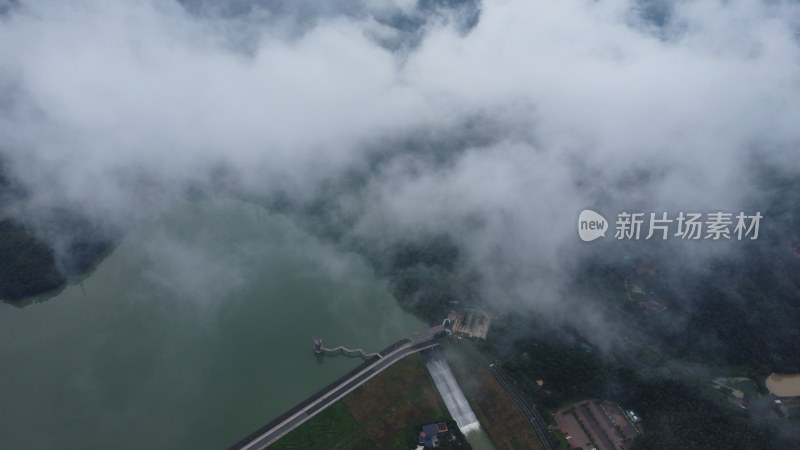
[2,0,800,333]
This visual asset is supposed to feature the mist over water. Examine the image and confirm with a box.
[0,197,425,450]
[2,0,800,357]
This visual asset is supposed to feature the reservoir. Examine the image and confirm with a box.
[0,197,426,449]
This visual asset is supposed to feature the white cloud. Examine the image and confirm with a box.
[1,0,799,326]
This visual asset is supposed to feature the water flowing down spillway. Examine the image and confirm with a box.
[425,353,480,434]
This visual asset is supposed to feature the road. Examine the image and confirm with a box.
[230,336,441,450]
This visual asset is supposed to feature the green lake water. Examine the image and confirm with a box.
[0,197,426,449]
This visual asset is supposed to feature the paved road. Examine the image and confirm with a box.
[233,338,440,450]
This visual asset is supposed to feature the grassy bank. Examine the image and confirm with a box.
[271,352,471,449]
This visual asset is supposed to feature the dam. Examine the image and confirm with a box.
[230,325,447,449]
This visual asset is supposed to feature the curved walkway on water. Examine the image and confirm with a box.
[317,345,380,359]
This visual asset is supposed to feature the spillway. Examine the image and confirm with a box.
[425,352,480,434]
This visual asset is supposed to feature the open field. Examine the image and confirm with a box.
[709,377,763,410]
[343,352,449,447]
[712,377,759,397]
[766,373,800,397]
[269,403,370,450]
[442,342,545,450]
[271,352,462,449]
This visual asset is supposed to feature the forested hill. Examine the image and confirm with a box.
[0,162,115,304]
[0,219,65,301]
